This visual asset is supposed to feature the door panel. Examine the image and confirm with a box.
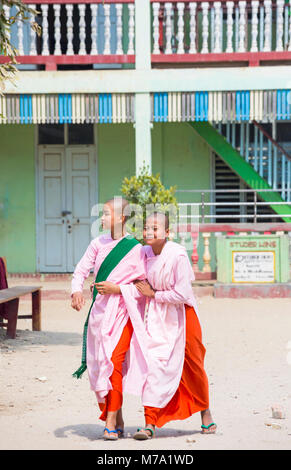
[44,177,63,218]
[72,224,91,268]
[45,224,64,267]
[38,148,67,272]
[66,147,96,272]
[72,176,91,217]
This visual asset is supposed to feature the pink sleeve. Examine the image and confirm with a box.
[120,283,145,300]
[154,255,194,305]
[119,244,147,299]
[134,244,147,281]
[71,239,98,294]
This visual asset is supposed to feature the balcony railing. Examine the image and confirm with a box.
[1,0,291,69]
[1,0,135,70]
[151,0,291,66]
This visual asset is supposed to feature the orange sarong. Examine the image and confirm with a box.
[98,318,133,421]
[144,304,209,428]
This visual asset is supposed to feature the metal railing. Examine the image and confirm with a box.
[177,188,291,223]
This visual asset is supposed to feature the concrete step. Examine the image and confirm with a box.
[214,282,291,298]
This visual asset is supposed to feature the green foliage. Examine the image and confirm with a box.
[0,1,41,92]
[121,164,178,240]
[121,164,177,206]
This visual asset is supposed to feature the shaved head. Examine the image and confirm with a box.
[104,197,129,224]
[105,197,129,212]
[146,211,169,230]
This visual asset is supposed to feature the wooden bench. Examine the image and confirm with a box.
[0,257,42,339]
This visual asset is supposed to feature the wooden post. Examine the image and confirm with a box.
[32,290,41,331]
[6,298,19,339]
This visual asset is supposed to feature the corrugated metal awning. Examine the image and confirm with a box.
[151,90,291,123]
[1,90,290,124]
[0,93,135,124]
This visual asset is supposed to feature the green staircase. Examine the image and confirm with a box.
[189,122,291,222]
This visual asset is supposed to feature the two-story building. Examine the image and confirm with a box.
[1,0,291,274]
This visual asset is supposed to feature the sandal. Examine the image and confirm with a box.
[103,427,118,441]
[133,427,155,440]
[201,422,217,434]
[116,427,124,438]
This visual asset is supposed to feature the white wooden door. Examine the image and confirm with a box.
[37,146,96,272]
[38,147,67,272]
[65,147,97,272]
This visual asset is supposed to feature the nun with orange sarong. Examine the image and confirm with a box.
[120,212,216,439]
[71,198,149,441]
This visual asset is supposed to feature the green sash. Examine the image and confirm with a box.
[72,235,140,379]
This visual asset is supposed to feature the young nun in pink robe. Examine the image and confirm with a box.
[71,198,149,441]
[120,212,216,439]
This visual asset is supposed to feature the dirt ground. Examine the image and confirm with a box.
[1,281,291,450]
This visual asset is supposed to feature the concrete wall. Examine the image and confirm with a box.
[0,125,36,273]
[152,122,211,202]
[152,122,212,271]
[97,123,136,203]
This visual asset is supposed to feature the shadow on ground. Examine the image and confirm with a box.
[54,423,201,441]
[0,328,81,350]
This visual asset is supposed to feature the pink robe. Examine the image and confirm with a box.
[121,240,200,409]
[71,233,148,403]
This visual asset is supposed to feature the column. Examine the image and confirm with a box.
[135,94,152,175]
[135,0,152,175]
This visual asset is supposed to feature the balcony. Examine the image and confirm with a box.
[1,0,291,70]
[1,0,135,70]
[152,0,291,66]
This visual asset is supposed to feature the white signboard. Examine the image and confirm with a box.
[232,251,275,283]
